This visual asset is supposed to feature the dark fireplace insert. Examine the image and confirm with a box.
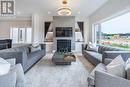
[57,39,71,52]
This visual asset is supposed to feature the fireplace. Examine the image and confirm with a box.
[57,39,71,52]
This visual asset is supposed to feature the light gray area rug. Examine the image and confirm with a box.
[25,54,91,87]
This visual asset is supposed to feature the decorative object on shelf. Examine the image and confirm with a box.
[58,0,71,16]
[44,21,53,42]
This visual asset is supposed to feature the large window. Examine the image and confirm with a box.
[10,27,32,43]
[95,12,130,49]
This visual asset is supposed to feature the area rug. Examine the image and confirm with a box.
[25,54,90,87]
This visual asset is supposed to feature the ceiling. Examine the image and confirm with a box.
[15,0,108,17]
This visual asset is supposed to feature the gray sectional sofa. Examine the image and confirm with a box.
[82,44,130,66]
[0,44,46,72]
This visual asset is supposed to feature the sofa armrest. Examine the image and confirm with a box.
[95,71,130,87]
[82,44,88,50]
[10,64,25,87]
[0,52,27,69]
[102,51,130,63]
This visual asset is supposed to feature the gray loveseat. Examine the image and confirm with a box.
[0,44,46,72]
[82,44,130,66]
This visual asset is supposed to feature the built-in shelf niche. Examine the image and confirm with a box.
[44,21,53,42]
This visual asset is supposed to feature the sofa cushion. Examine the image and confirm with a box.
[27,50,45,68]
[14,46,30,54]
[86,51,102,62]
[106,55,125,78]
[28,50,44,59]
[0,48,16,52]
[14,47,27,53]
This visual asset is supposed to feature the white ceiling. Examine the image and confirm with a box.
[15,0,108,17]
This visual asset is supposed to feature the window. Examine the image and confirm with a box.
[95,12,130,49]
[10,27,32,43]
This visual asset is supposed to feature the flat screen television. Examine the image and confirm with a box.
[56,27,72,37]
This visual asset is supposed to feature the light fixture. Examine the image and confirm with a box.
[78,11,80,14]
[48,11,51,14]
[58,0,72,16]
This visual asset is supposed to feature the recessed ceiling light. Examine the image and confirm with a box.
[48,11,51,14]
[17,11,21,15]
[78,11,80,14]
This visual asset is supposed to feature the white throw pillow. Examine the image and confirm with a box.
[0,57,10,75]
[30,45,41,52]
[32,42,40,47]
[87,42,98,52]
[106,55,125,78]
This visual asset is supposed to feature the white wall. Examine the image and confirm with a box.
[42,16,89,43]
[0,20,31,39]
[0,14,89,44]
[89,0,130,42]
[75,17,89,43]
[53,16,75,50]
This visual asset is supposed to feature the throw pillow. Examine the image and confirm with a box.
[30,45,41,52]
[32,42,40,47]
[87,42,98,52]
[106,55,125,78]
[0,57,11,76]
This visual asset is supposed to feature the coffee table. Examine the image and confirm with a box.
[52,52,76,65]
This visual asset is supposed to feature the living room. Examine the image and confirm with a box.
[0,0,130,87]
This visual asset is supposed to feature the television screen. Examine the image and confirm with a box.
[56,27,72,37]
